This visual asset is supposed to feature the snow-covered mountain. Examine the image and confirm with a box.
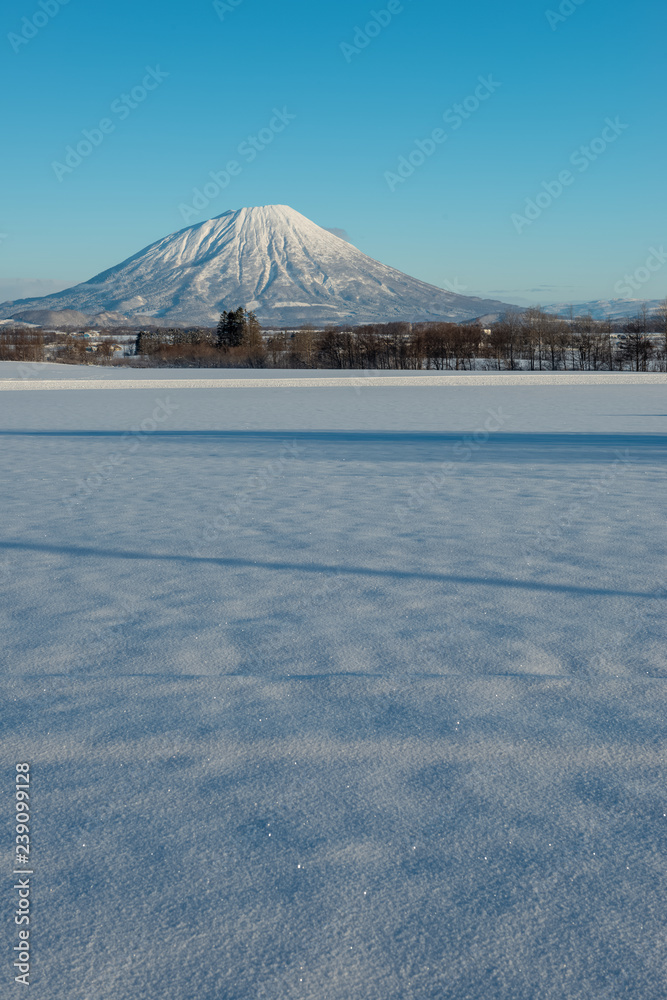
[546,298,665,320]
[0,205,516,327]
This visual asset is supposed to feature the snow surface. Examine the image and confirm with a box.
[1,362,666,999]
[2,371,666,391]
[0,206,515,326]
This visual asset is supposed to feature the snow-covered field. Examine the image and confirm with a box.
[1,362,666,999]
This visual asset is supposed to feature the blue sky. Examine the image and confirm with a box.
[1,0,664,306]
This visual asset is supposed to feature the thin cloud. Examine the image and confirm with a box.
[322,227,351,243]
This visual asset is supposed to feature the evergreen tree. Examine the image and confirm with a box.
[216,308,247,349]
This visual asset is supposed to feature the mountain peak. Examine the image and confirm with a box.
[210,204,308,226]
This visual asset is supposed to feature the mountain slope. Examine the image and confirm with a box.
[0,205,516,326]
[546,298,666,320]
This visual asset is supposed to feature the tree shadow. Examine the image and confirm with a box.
[0,538,664,600]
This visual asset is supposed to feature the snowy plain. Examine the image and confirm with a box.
[1,362,666,999]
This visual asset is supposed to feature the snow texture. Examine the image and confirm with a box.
[0,206,515,326]
[1,362,666,999]
[1,371,666,391]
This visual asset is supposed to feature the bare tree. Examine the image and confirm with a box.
[619,311,655,371]
[658,297,667,370]
[288,327,317,368]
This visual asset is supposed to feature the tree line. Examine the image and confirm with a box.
[131,305,667,372]
[135,309,266,366]
[0,328,121,363]
[1,303,666,371]
[0,329,47,361]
